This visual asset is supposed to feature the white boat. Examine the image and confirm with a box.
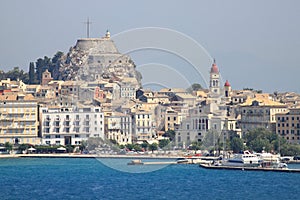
[222,151,260,167]
[257,152,288,169]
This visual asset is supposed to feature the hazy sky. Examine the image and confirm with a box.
[0,0,299,93]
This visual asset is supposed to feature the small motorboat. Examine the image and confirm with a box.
[127,159,144,165]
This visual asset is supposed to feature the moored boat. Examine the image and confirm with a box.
[221,151,260,167]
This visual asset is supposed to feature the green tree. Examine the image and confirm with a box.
[159,139,170,149]
[135,144,142,151]
[230,137,244,153]
[187,83,203,93]
[66,145,74,153]
[189,141,202,151]
[280,144,300,156]
[35,56,51,83]
[79,140,88,151]
[244,128,279,153]
[50,51,64,79]
[148,143,158,153]
[163,130,176,141]
[18,144,29,153]
[125,144,134,151]
[141,142,148,150]
[4,142,13,153]
[28,62,37,84]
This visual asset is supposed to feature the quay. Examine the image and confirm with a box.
[0,153,179,159]
[199,164,300,173]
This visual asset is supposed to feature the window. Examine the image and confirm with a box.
[177,136,181,142]
[55,135,60,138]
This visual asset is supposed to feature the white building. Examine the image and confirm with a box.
[134,111,154,142]
[40,106,104,146]
[106,112,133,145]
[176,103,227,146]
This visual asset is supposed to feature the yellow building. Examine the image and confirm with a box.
[276,108,300,144]
[165,108,179,131]
[0,94,40,144]
[239,94,287,136]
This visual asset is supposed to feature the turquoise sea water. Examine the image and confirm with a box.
[0,158,300,200]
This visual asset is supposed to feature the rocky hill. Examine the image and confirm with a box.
[58,31,142,87]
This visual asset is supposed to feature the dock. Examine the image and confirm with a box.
[199,164,300,173]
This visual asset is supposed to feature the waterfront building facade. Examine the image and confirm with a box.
[134,111,153,142]
[106,112,133,145]
[276,108,300,144]
[239,94,288,137]
[0,94,40,144]
[40,106,104,145]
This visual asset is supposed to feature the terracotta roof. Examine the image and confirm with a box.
[241,93,285,106]
[0,94,36,101]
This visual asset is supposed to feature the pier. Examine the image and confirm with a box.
[199,164,300,173]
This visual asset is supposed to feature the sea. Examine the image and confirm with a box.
[0,157,300,200]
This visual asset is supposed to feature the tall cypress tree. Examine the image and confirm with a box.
[29,62,36,84]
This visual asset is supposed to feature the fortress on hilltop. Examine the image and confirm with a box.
[59,30,142,88]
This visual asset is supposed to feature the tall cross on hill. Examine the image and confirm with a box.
[84,18,92,38]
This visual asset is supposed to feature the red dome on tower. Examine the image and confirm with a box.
[224,80,231,87]
[210,59,219,73]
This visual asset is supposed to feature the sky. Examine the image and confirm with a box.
[0,0,299,93]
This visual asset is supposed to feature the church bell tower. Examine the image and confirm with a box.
[209,59,220,95]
